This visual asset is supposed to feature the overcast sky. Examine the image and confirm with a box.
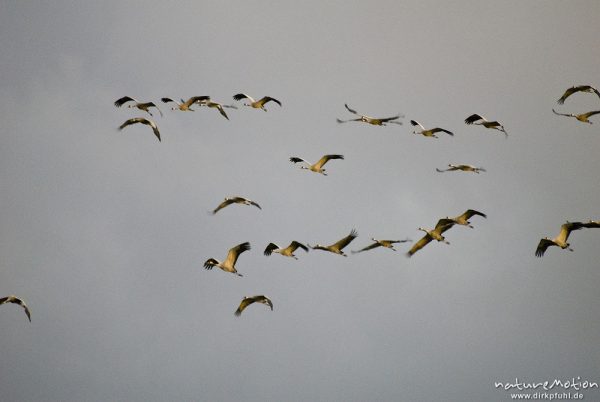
[0,1,599,401]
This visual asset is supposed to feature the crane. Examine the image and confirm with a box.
[289,154,344,176]
[351,238,412,254]
[464,113,507,137]
[309,229,358,256]
[445,209,487,228]
[264,241,309,259]
[204,242,251,276]
[557,85,600,104]
[337,104,403,126]
[0,295,31,322]
[552,108,600,124]
[161,96,210,111]
[410,120,454,138]
[212,197,261,215]
[234,295,273,316]
[406,218,456,257]
[197,99,238,120]
[232,93,281,111]
[436,164,486,174]
[114,96,163,117]
[118,117,161,142]
[536,220,599,257]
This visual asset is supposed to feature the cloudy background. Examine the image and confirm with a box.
[1,1,599,401]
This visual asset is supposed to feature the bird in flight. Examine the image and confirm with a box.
[556,85,600,104]
[161,96,210,111]
[118,117,161,142]
[0,295,31,322]
[436,164,486,174]
[264,241,309,259]
[234,295,273,316]
[535,220,599,257]
[233,94,281,111]
[309,229,358,257]
[337,104,403,126]
[410,120,453,138]
[552,108,600,124]
[212,197,261,215]
[197,99,237,120]
[351,238,412,254]
[406,218,456,257]
[114,96,163,117]
[204,242,251,276]
[445,209,487,228]
[289,154,344,176]
[464,113,507,137]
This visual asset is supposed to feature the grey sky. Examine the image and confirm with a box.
[0,1,599,401]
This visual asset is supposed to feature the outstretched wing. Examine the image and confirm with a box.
[581,110,600,119]
[233,93,254,102]
[331,229,358,251]
[344,104,360,115]
[114,96,137,107]
[161,97,176,104]
[406,234,433,257]
[557,221,584,243]
[351,242,381,254]
[184,96,211,107]
[430,128,454,136]
[552,108,573,118]
[203,258,219,270]
[535,238,554,257]
[258,96,281,107]
[289,156,310,165]
[224,242,251,267]
[264,243,279,256]
[582,220,600,228]
[314,154,344,169]
[410,120,425,130]
[212,198,235,214]
[289,241,309,253]
[336,117,361,124]
[435,218,456,234]
[459,209,487,220]
[465,114,485,124]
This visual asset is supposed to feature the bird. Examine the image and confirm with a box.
[436,164,486,174]
[445,209,487,228]
[464,113,507,137]
[0,295,31,322]
[351,238,412,254]
[114,96,163,117]
[234,295,273,316]
[535,221,589,257]
[161,96,210,111]
[118,117,161,141]
[337,104,403,126]
[212,197,261,215]
[406,218,456,257]
[204,242,251,276]
[309,229,358,257]
[232,93,281,111]
[289,154,344,176]
[410,120,454,138]
[264,241,309,259]
[197,99,237,120]
[552,108,600,124]
[557,85,600,104]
